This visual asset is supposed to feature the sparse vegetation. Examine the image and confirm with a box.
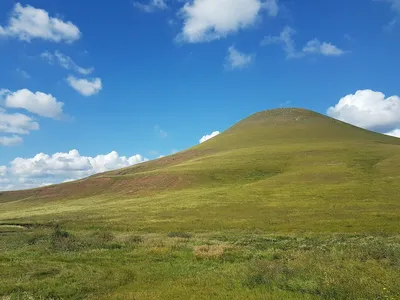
[0,109,399,299]
[168,231,192,239]
[193,243,229,259]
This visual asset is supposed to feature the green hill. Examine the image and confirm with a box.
[1,108,399,299]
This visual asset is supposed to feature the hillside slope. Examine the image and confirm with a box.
[1,108,399,233]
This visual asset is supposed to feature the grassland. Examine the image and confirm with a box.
[0,108,399,299]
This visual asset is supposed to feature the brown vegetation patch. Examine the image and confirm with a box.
[109,148,215,176]
[0,172,198,203]
[0,148,214,203]
[193,244,231,259]
[104,173,196,195]
[0,177,114,203]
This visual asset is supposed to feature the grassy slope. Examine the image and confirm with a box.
[0,108,399,299]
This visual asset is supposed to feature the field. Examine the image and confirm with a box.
[1,109,399,299]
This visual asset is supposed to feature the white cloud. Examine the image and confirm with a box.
[0,150,148,191]
[200,131,220,143]
[63,178,75,183]
[385,0,400,14]
[133,0,168,12]
[261,26,301,59]
[178,0,278,43]
[327,89,400,132]
[384,18,397,31]
[67,76,102,96]
[225,46,254,70]
[0,3,80,43]
[41,51,94,75]
[16,68,30,79]
[385,129,400,138]
[40,51,53,61]
[263,0,279,17]
[262,26,346,58]
[380,1,400,31]
[0,110,39,135]
[0,179,11,187]
[88,152,146,173]
[3,89,64,119]
[344,34,352,41]
[0,166,7,176]
[303,39,345,56]
[0,135,23,146]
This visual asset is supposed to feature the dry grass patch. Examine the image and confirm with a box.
[193,244,232,259]
[150,246,170,255]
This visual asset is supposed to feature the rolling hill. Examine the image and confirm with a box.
[0,108,399,299]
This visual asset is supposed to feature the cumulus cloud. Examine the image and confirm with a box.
[0,166,7,176]
[3,89,64,119]
[0,150,148,191]
[0,135,23,146]
[41,51,94,75]
[385,129,400,138]
[67,76,102,96]
[225,46,254,70]
[89,152,146,173]
[0,110,39,135]
[133,0,168,12]
[261,26,346,59]
[303,39,345,56]
[327,89,400,134]
[200,131,220,143]
[0,3,81,43]
[178,0,278,43]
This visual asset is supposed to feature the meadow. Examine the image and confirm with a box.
[1,109,399,299]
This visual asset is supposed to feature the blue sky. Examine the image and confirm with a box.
[0,0,400,190]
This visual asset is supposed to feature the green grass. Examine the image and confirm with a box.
[0,108,399,299]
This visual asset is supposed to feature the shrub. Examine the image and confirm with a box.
[127,235,143,244]
[52,224,69,239]
[94,231,115,243]
[50,224,79,251]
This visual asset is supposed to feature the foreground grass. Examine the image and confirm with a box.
[0,224,399,300]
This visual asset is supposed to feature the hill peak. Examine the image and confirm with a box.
[228,108,322,131]
[246,107,320,122]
